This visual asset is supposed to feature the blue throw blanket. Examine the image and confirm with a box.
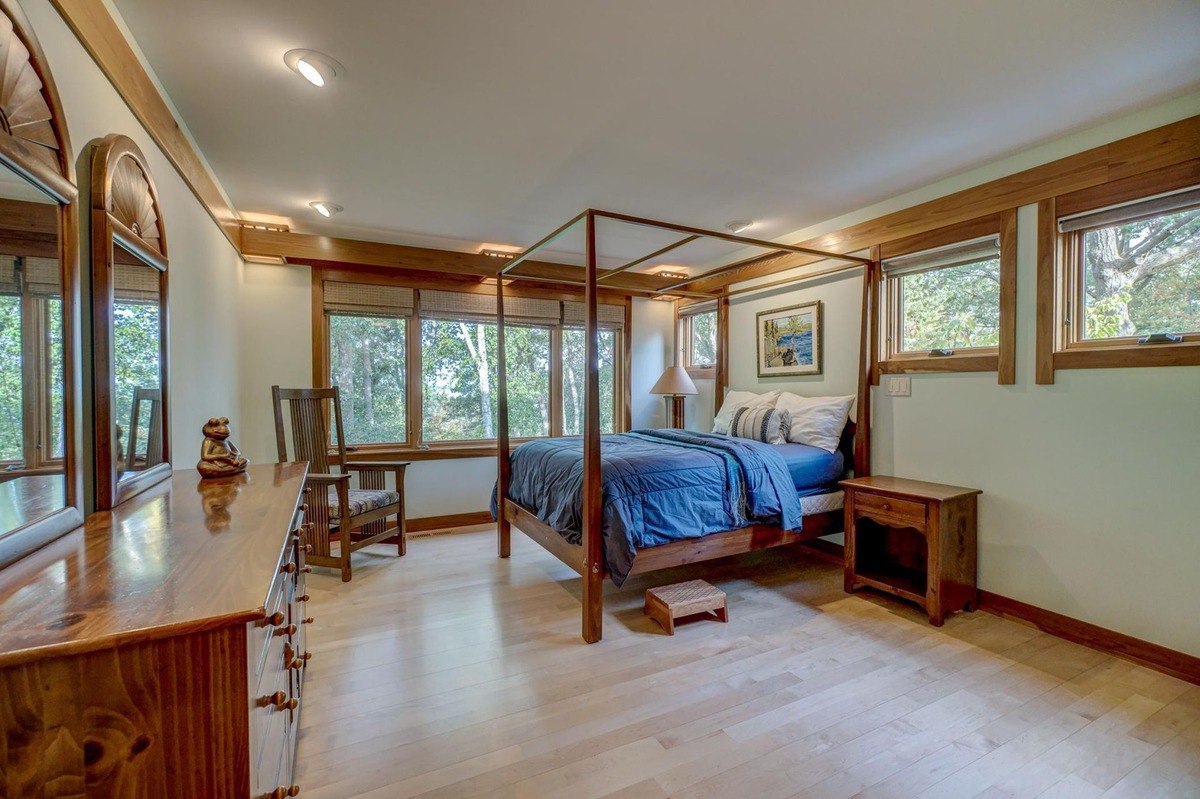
[491,429,803,585]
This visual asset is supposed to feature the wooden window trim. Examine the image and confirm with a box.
[1037,161,1200,383]
[311,266,631,460]
[878,211,1017,382]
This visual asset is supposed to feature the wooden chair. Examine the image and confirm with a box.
[271,386,408,582]
[126,387,163,472]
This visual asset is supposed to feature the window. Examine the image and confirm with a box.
[0,255,63,469]
[878,212,1015,382]
[318,275,627,454]
[679,302,717,377]
[0,293,21,462]
[562,327,616,435]
[329,314,407,444]
[422,320,550,441]
[1039,181,1200,380]
[1067,195,1200,342]
[892,241,1001,352]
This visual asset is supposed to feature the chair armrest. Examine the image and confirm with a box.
[345,461,410,470]
[305,472,352,484]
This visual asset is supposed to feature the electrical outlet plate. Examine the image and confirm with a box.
[886,376,911,397]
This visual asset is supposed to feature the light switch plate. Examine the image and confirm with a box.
[886,376,911,397]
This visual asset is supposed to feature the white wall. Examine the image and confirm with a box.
[24,0,244,475]
[723,98,1200,657]
[630,298,673,429]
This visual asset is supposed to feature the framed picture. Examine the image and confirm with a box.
[756,301,823,377]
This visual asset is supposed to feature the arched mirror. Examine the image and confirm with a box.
[90,135,169,510]
[0,1,82,568]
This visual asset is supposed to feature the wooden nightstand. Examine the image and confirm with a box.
[841,476,981,626]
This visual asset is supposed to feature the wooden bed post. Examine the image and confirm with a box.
[715,294,729,417]
[496,274,512,558]
[582,209,604,644]
[854,253,876,477]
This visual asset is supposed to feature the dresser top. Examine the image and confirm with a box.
[0,463,307,668]
[840,475,981,502]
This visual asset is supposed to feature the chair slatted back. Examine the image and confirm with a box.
[126,387,164,471]
[271,386,348,475]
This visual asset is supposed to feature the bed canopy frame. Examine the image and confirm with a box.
[494,209,876,643]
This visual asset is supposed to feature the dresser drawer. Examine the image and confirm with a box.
[853,491,927,530]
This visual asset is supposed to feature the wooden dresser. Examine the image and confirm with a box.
[0,463,311,798]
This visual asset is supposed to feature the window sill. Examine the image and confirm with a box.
[685,366,716,380]
[1054,341,1200,371]
[337,437,554,462]
[878,352,998,375]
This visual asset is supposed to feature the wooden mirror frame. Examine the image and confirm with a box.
[90,134,170,510]
[0,0,82,568]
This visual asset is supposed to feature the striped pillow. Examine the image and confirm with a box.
[730,405,791,444]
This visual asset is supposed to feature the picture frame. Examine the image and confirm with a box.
[756,300,823,377]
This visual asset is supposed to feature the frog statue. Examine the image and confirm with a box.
[197,416,249,478]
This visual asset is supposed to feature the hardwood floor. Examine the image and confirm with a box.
[295,527,1200,799]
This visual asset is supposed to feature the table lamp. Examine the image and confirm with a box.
[649,365,698,429]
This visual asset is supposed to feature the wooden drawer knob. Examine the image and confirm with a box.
[288,657,304,670]
[300,566,312,574]
[298,503,308,513]
[259,690,287,709]
[298,594,310,602]
[301,650,312,662]
[303,616,314,625]
[881,502,891,511]
[304,544,313,554]
[281,562,297,574]
[266,784,301,798]
[267,611,285,626]
[274,624,298,637]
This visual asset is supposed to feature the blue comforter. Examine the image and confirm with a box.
[491,429,803,585]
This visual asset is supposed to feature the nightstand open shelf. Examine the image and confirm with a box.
[841,476,981,626]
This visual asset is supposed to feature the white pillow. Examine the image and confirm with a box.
[775,393,854,453]
[711,390,781,435]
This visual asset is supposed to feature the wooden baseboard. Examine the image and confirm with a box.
[407,511,493,534]
[798,539,1199,686]
[977,590,1200,686]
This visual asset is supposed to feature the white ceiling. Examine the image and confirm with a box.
[113,0,1200,269]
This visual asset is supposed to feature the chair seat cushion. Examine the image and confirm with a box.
[330,487,400,518]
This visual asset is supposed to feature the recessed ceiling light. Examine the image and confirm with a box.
[309,201,343,218]
[656,269,689,280]
[479,243,522,259]
[726,220,754,234]
[284,49,344,87]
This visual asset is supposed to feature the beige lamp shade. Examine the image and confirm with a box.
[650,365,698,396]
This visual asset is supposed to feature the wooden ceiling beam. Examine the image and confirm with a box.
[240,227,679,295]
[684,115,1200,293]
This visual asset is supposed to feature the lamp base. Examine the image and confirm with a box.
[664,395,686,429]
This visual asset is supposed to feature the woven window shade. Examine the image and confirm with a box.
[23,257,61,297]
[114,263,161,303]
[562,300,626,328]
[882,235,1000,278]
[678,299,717,317]
[422,289,561,325]
[1058,185,1200,233]
[0,256,18,295]
[324,281,414,316]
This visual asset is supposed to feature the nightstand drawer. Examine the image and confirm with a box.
[853,492,926,530]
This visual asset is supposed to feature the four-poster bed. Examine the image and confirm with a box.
[494,209,876,643]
